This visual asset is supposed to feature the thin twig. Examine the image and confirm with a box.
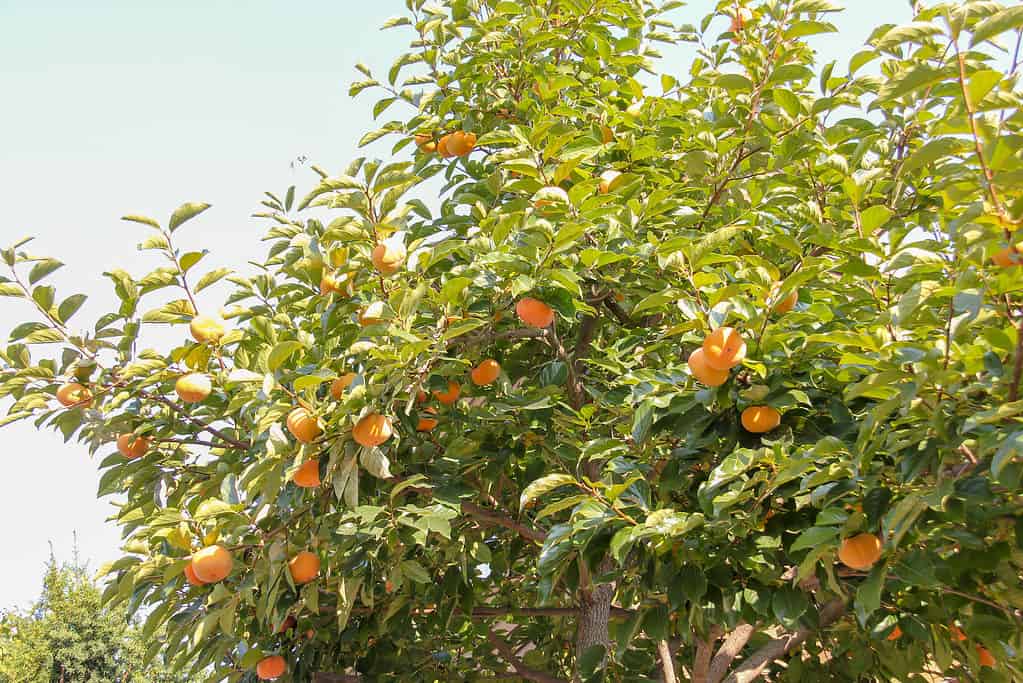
[141,391,250,450]
[487,628,569,683]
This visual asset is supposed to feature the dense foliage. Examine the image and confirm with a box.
[2,0,1023,680]
[0,557,185,683]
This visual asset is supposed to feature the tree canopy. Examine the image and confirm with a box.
[0,554,186,682]
[1,0,1023,681]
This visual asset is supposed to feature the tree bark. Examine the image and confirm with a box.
[488,628,569,683]
[657,639,678,683]
[722,600,845,683]
[692,627,721,683]
[707,623,755,683]
[575,558,615,676]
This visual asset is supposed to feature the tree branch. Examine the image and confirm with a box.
[141,391,250,450]
[692,627,722,683]
[722,600,845,683]
[657,639,678,683]
[461,501,547,543]
[487,628,569,683]
[707,623,755,683]
[546,326,583,410]
[312,675,361,683]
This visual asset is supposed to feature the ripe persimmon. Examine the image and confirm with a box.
[286,407,322,444]
[992,243,1023,267]
[417,407,438,432]
[359,301,387,326]
[837,533,882,570]
[116,433,151,459]
[516,298,555,328]
[372,241,406,275]
[444,131,477,157]
[687,348,729,387]
[330,373,357,399]
[887,625,902,641]
[533,186,570,209]
[976,644,996,667]
[702,327,747,370]
[293,459,321,488]
[353,412,393,447]
[437,134,453,158]
[470,360,501,386]
[289,550,320,584]
[772,285,798,314]
[183,563,206,586]
[256,655,287,680]
[741,406,781,433]
[598,170,621,194]
[320,271,355,297]
[433,380,461,405]
[175,373,212,403]
[56,382,92,408]
[191,545,233,583]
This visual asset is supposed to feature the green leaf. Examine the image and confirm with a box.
[32,285,54,311]
[28,259,63,284]
[195,267,233,292]
[791,525,839,552]
[875,21,943,50]
[899,137,969,176]
[520,473,578,509]
[57,294,87,323]
[121,214,161,230]
[874,64,945,104]
[854,563,886,624]
[882,494,926,549]
[716,73,754,92]
[179,251,206,273]
[168,202,211,232]
[971,6,1023,46]
[267,341,304,372]
[963,401,1023,432]
[772,588,808,629]
[675,565,708,603]
[859,206,893,234]
[993,431,1023,479]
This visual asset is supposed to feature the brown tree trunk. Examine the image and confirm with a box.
[575,563,615,676]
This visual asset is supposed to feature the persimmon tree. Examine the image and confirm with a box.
[2,0,1023,681]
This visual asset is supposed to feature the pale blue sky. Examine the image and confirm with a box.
[0,0,909,609]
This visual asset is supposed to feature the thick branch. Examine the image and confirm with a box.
[692,627,722,683]
[461,501,547,543]
[141,391,250,450]
[487,629,568,683]
[657,640,678,683]
[707,623,755,683]
[722,600,845,683]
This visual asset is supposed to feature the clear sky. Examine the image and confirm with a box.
[0,0,910,610]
